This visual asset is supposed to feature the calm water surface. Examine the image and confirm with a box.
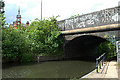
[2,60,95,78]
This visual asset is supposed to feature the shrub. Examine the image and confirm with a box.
[98,41,116,59]
[2,17,64,63]
[21,53,34,62]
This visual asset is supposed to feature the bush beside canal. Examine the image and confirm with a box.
[2,17,64,63]
[98,41,116,59]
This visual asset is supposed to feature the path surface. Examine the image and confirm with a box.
[82,60,118,79]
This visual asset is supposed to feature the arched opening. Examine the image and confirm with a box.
[64,35,107,61]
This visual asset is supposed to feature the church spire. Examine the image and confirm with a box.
[16,7,21,18]
[16,7,21,26]
[18,8,20,15]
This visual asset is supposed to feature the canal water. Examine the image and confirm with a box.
[2,60,95,78]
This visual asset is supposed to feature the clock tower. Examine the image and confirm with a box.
[13,8,29,28]
[16,8,21,26]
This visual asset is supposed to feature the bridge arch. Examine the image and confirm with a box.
[64,35,107,60]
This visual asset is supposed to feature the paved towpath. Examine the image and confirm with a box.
[81,60,118,79]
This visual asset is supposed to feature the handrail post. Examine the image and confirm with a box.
[99,60,102,69]
[96,58,98,73]
[96,53,106,73]
[102,57,104,66]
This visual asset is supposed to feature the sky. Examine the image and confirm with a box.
[5,0,120,24]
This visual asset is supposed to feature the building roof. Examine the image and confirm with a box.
[26,21,29,24]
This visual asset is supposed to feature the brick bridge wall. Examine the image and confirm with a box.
[58,6,120,41]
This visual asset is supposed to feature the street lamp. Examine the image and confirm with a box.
[41,0,42,20]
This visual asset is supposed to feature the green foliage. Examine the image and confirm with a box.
[70,14,79,18]
[28,16,63,56]
[0,14,6,26]
[2,16,63,63]
[2,27,31,62]
[21,53,34,62]
[0,13,6,26]
[98,41,116,59]
[98,35,116,59]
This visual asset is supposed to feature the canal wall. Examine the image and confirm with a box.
[36,55,65,62]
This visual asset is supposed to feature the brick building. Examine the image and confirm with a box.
[13,8,29,29]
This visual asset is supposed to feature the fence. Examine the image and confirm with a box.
[96,53,106,73]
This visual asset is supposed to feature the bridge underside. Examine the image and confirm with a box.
[59,6,120,61]
[64,35,106,60]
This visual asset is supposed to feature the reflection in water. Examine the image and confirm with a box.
[2,60,95,78]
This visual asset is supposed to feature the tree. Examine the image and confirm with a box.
[28,17,63,56]
[2,27,32,62]
[2,16,63,63]
[98,35,116,59]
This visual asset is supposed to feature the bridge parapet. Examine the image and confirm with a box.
[58,6,120,30]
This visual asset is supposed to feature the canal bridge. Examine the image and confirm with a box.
[58,6,120,59]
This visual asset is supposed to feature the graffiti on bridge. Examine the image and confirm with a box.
[58,6,120,30]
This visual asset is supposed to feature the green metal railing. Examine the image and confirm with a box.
[96,53,106,73]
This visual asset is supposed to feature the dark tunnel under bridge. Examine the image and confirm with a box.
[64,35,107,61]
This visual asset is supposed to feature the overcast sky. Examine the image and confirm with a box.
[5,0,119,24]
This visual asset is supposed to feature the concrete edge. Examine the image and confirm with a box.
[81,69,96,78]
